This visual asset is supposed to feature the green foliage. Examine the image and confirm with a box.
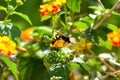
[73,21,89,30]
[18,57,47,80]
[99,37,112,50]
[0,22,21,42]
[11,26,21,39]
[106,23,118,32]
[67,0,81,12]
[13,11,32,25]
[0,0,120,79]
[48,63,70,80]
[0,6,7,13]
[0,56,19,80]
[84,28,99,43]
[40,15,51,22]
[89,6,102,11]
[34,26,52,37]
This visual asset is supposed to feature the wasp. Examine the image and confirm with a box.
[50,32,70,48]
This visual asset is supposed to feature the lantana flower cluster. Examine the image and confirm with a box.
[20,28,40,42]
[107,28,120,47]
[39,0,66,16]
[0,36,16,56]
[20,28,34,41]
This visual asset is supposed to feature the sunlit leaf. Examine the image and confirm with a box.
[106,9,120,16]
[13,11,32,25]
[89,6,102,11]
[67,0,81,12]
[34,26,52,38]
[73,21,89,30]
[40,15,51,22]
[0,6,7,13]
[81,16,94,24]
[0,56,19,80]
[89,6,120,16]
[99,37,112,50]
[107,23,118,32]
[112,11,120,16]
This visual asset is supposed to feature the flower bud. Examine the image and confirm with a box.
[16,0,23,5]
[5,0,12,2]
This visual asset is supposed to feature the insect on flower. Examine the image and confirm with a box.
[50,32,70,48]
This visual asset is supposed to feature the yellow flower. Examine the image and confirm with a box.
[43,0,50,3]
[86,43,92,49]
[0,36,16,56]
[39,4,49,12]
[56,0,66,4]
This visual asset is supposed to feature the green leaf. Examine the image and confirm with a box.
[73,21,89,30]
[49,63,70,80]
[68,62,80,69]
[0,56,19,80]
[112,11,120,16]
[40,15,51,22]
[99,37,112,50]
[18,57,47,80]
[97,29,107,40]
[89,6,102,11]
[81,16,94,24]
[106,9,120,16]
[80,62,91,75]
[11,26,21,38]
[37,26,52,33]
[13,11,32,25]
[115,47,120,62]
[84,28,99,43]
[67,0,81,12]
[34,26,52,38]
[0,6,7,13]
[107,23,118,32]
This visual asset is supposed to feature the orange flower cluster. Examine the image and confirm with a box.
[107,28,120,46]
[39,0,66,16]
[20,28,40,42]
[20,28,33,41]
[50,39,68,48]
[0,36,16,56]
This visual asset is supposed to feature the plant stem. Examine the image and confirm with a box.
[88,49,115,72]
[97,0,106,14]
[116,47,120,62]
[93,0,120,30]
[64,5,68,25]
[3,4,18,24]
[52,16,55,34]
[60,20,67,29]
[103,70,120,79]
[64,5,69,30]
[97,56,116,72]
